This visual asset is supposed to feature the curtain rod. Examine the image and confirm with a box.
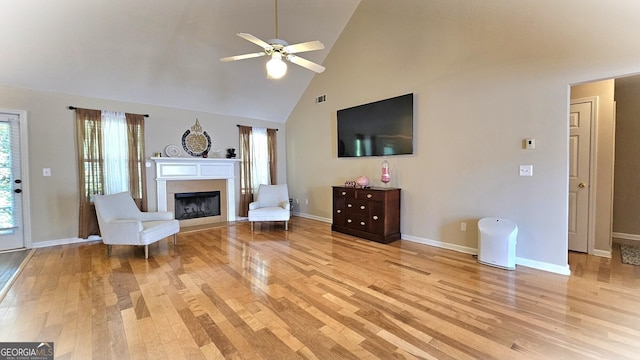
[68,106,149,118]
[237,124,278,131]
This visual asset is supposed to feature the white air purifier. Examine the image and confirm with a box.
[478,217,517,270]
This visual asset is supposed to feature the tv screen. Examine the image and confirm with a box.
[337,93,413,158]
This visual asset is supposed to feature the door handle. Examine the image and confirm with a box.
[579,182,586,188]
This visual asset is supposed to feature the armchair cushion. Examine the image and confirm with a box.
[248,206,290,221]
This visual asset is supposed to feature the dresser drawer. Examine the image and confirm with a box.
[355,189,385,201]
[334,187,356,199]
[368,204,386,234]
[333,197,346,225]
[345,199,370,213]
[344,213,369,231]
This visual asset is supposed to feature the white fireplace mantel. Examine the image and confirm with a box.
[152,157,240,221]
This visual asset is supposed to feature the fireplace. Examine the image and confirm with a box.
[153,157,240,227]
[174,191,221,220]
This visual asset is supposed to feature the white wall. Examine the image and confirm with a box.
[286,0,640,273]
[0,85,286,245]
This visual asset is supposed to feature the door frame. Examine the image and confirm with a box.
[0,108,31,249]
[569,97,598,255]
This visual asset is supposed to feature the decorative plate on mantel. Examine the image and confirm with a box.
[164,144,182,157]
[182,118,212,157]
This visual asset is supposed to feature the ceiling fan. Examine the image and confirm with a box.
[220,0,326,79]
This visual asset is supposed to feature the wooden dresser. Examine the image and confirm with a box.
[331,186,401,243]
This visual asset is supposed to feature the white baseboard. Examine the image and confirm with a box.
[593,249,612,259]
[612,232,640,242]
[515,257,571,275]
[31,236,100,249]
[292,212,332,223]
[402,234,478,255]
[402,234,570,275]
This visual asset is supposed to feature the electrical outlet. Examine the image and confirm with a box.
[305,199,309,205]
[296,199,299,205]
[43,168,51,177]
[460,222,467,232]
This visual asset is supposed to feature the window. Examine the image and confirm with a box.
[238,126,277,216]
[245,127,270,190]
[75,108,147,238]
[0,120,13,233]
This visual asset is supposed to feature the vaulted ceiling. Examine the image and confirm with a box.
[0,0,361,122]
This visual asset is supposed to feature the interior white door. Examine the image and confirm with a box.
[0,112,25,251]
[568,101,592,253]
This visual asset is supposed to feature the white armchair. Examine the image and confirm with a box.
[248,184,291,231]
[94,191,180,259]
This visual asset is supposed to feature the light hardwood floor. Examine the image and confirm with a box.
[0,249,32,301]
[1,217,639,359]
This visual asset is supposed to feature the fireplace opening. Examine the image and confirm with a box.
[174,191,221,220]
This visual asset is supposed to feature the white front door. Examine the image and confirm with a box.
[568,100,593,253]
[0,112,25,251]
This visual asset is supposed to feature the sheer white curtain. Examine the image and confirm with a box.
[250,127,270,192]
[101,110,129,194]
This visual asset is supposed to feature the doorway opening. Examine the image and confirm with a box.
[569,74,640,258]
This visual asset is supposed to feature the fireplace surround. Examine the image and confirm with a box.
[153,157,240,226]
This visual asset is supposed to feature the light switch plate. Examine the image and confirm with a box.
[525,138,536,149]
[519,165,533,176]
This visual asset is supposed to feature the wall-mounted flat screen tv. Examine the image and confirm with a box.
[337,93,413,158]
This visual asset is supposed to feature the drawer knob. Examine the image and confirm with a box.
[360,222,366,226]
[367,194,373,199]
[337,209,342,214]
[347,219,352,223]
[341,191,347,196]
[373,215,379,220]
[360,205,366,210]
[347,203,353,208]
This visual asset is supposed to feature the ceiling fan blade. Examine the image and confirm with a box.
[283,40,325,54]
[220,52,267,62]
[237,33,272,50]
[287,55,325,73]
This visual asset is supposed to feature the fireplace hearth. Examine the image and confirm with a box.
[174,191,221,220]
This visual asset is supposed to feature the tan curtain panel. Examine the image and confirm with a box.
[126,113,147,211]
[238,125,253,217]
[267,128,277,184]
[75,109,148,238]
[75,108,103,238]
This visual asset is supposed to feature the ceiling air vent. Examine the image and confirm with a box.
[315,94,327,103]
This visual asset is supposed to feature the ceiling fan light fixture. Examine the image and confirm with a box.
[221,0,326,77]
[266,52,287,79]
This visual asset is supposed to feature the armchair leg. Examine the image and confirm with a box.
[145,245,149,259]
[285,221,288,231]
[251,221,254,231]
[173,233,177,245]
[107,245,112,257]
